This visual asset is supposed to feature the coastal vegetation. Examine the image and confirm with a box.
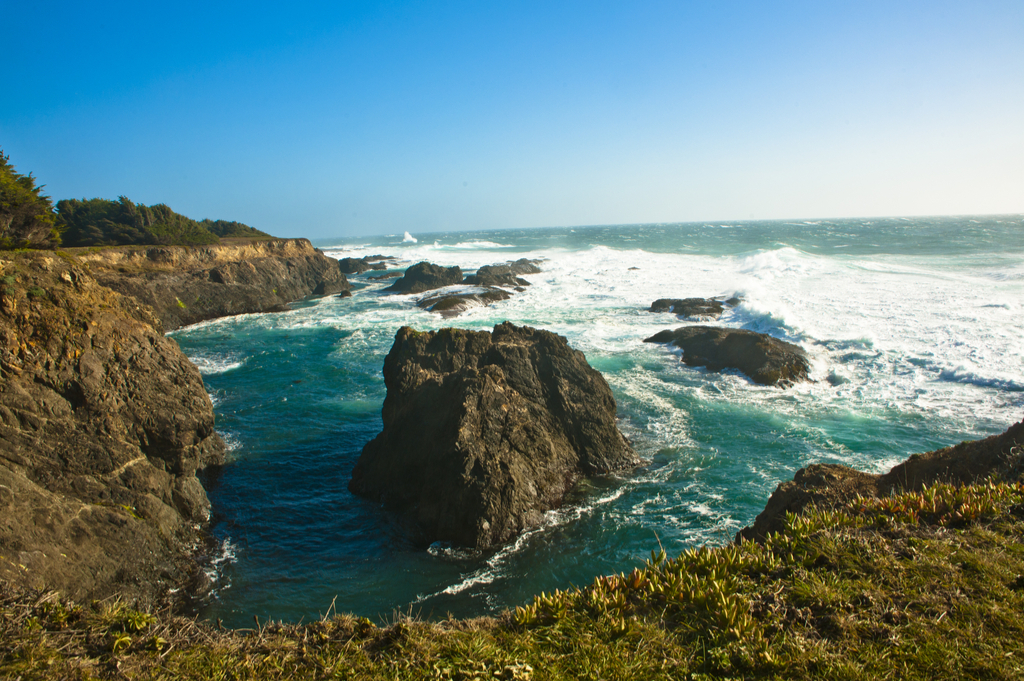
[0,148,271,250]
[4,479,1024,679]
[0,149,60,250]
[56,197,271,247]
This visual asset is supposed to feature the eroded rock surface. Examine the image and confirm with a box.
[737,420,1024,542]
[75,238,350,330]
[349,323,638,549]
[0,251,224,604]
[644,326,810,386]
[385,262,463,294]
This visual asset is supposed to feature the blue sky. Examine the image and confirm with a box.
[4,1,1022,238]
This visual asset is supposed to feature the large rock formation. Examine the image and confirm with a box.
[0,251,224,604]
[349,323,639,549]
[738,419,1024,542]
[74,238,350,331]
[644,326,810,387]
[385,262,463,294]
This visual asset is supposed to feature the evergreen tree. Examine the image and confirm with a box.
[0,148,60,249]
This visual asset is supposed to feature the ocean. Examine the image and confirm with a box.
[170,216,1024,628]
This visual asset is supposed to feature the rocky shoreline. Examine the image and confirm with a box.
[72,238,350,331]
[2,239,1021,624]
[0,240,351,607]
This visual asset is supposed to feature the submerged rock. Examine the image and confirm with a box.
[349,323,638,549]
[385,262,463,294]
[644,326,810,386]
[416,287,512,318]
[737,419,1024,542]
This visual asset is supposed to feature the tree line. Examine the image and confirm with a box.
[0,148,271,249]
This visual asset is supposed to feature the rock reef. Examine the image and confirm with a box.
[349,322,639,549]
[74,238,350,331]
[649,297,739,320]
[738,419,1024,542]
[416,288,512,318]
[0,251,224,604]
[644,325,810,387]
[463,259,542,288]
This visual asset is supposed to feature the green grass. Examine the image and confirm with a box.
[3,481,1024,679]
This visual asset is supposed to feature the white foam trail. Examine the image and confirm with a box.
[414,485,629,602]
[188,353,245,375]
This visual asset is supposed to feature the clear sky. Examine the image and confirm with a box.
[4,1,1022,239]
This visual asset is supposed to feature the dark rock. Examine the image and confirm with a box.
[644,326,810,386]
[416,287,512,318]
[0,251,224,605]
[76,239,350,331]
[349,323,639,549]
[649,297,736,319]
[464,259,542,288]
[338,256,389,274]
[385,262,463,294]
[737,420,1024,542]
[368,272,403,280]
[337,290,353,298]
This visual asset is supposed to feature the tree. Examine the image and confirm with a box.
[0,148,60,249]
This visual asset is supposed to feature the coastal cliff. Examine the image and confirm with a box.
[0,251,224,605]
[73,238,350,331]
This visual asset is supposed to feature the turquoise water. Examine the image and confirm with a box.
[171,215,1024,627]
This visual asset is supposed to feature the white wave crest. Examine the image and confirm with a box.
[189,353,245,375]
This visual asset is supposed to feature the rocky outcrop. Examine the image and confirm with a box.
[0,251,224,605]
[338,257,387,274]
[464,259,542,288]
[74,238,350,331]
[649,297,739,319]
[338,255,396,275]
[416,287,512,318]
[738,419,1024,542]
[349,323,639,549]
[644,326,810,387]
[385,262,463,294]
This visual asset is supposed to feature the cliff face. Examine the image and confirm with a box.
[350,323,639,549]
[0,251,224,604]
[74,238,349,331]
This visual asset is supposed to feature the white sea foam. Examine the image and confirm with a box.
[188,353,245,375]
[403,231,418,243]
[202,537,239,594]
[414,484,630,603]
